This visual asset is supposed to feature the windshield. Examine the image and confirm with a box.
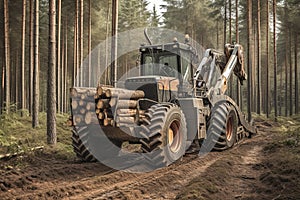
[142,52,179,77]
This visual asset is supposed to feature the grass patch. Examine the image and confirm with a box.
[0,111,74,160]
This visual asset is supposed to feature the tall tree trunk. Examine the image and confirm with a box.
[61,21,65,113]
[266,0,270,118]
[4,0,10,114]
[285,39,288,116]
[73,2,78,86]
[289,28,293,115]
[229,0,232,43]
[295,33,298,114]
[47,0,57,145]
[14,51,19,107]
[273,0,278,121]
[247,0,253,122]
[257,0,261,114]
[1,63,4,112]
[252,23,256,112]
[236,0,241,107]
[105,0,111,85]
[88,0,92,87]
[284,3,288,116]
[29,0,34,115]
[64,20,68,113]
[32,0,39,128]
[57,0,62,113]
[224,0,227,46]
[21,0,26,116]
[111,0,119,87]
[79,0,83,86]
[229,0,233,99]
[280,60,283,116]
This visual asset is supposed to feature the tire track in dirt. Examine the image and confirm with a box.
[67,152,223,200]
[0,160,114,200]
[80,137,254,200]
[0,131,259,200]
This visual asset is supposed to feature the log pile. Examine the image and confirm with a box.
[68,87,99,126]
[68,86,146,128]
[94,86,145,127]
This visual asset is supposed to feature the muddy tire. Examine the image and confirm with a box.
[207,103,238,151]
[72,126,122,162]
[140,104,187,168]
[72,127,97,162]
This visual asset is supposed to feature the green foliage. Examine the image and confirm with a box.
[0,112,73,159]
[161,0,219,47]
[119,0,150,31]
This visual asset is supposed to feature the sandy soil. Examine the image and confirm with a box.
[0,119,299,200]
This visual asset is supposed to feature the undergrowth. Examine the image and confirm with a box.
[0,110,73,159]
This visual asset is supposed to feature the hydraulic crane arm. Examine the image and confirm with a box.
[214,44,246,95]
[194,44,246,97]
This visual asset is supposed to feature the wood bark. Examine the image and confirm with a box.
[236,0,241,108]
[20,0,26,115]
[32,0,40,128]
[266,0,270,118]
[229,0,233,99]
[105,0,111,85]
[247,0,253,122]
[1,62,4,113]
[257,0,261,114]
[285,31,288,116]
[29,0,34,114]
[295,33,298,114]
[73,2,78,86]
[61,19,65,113]
[79,0,83,86]
[111,0,119,87]
[223,0,227,46]
[47,0,57,145]
[57,0,62,113]
[64,20,68,113]
[289,28,293,115]
[75,0,79,86]
[273,0,278,121]
[4,0,10,114]
[283,4,288,116]
[88,0,92,87]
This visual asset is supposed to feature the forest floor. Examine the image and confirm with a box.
[0,113,299,200]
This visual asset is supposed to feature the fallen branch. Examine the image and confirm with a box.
[0,146,44,160]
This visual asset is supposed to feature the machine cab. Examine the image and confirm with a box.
[125,42,199,103]
[139,42,198,83]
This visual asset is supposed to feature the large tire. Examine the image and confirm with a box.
[140,104,187,168]
[72,126,96,162]
[72,126,122,162]
[207,103,238,151]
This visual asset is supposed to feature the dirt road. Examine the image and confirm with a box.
[1,119,299,199]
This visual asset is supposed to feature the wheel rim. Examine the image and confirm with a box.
[168,119,182,153]
[226,116,233,141]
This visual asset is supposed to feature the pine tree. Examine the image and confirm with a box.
[47,0,57,145]
[4,0,10,114]
[151,5,160,27]
[247,0,253,122]
[20,0,26,116]
[32,0,39,128]
[273,0,278,121]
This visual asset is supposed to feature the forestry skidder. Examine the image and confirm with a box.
[69,36,256,168]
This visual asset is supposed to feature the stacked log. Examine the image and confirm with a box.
[69,87,99,126]
[94,86,145,127]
